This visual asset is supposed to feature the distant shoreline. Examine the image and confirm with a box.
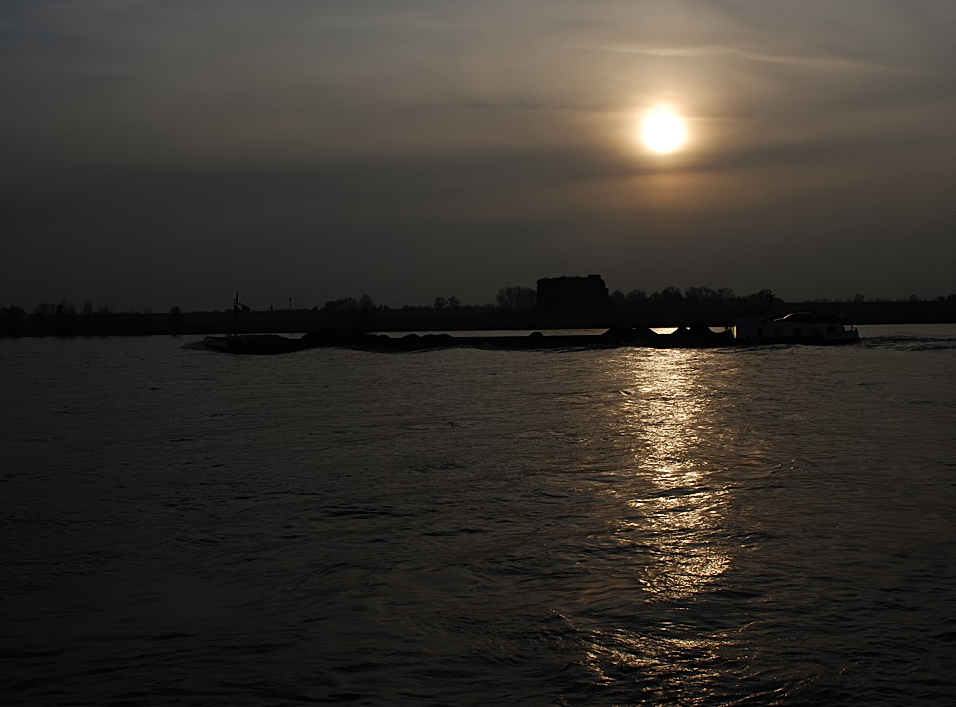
[2,300,954,338]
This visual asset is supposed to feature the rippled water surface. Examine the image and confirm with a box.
[2,326,955,706]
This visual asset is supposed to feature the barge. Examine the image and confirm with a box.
[197,315,859,354]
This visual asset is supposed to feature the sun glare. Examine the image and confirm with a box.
[640,106,688,154]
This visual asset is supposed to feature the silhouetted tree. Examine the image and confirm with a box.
[685,286,719,301]
[54,300,77,335]
[433,296,448,310]
[654,286,683,301]
[738,289,779,316]
[447,296,461,309]
[324,297,359,313]
[496,286,536,309]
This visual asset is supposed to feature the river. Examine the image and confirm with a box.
[1,325,954,706]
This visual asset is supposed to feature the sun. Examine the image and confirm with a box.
[640,105,688,154]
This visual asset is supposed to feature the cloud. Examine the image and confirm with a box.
[567,42,914,75]
[2,0,955,308]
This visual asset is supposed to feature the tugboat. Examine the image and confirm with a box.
[734,312,859,345]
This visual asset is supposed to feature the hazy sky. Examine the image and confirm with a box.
[2,0,954,311]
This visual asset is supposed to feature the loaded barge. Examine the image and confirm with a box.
[199,313,858,354]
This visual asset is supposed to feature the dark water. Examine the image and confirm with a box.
[2,325,954,706]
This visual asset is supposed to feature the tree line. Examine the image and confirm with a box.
[4,286,955,337]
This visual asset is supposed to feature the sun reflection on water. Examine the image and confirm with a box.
[618,350,731,601]
[576,349,740,696]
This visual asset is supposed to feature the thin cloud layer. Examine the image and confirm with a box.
[2,0,954,309]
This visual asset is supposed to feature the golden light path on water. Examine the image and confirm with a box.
[580,350,739,692]
[628,351,730,600]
